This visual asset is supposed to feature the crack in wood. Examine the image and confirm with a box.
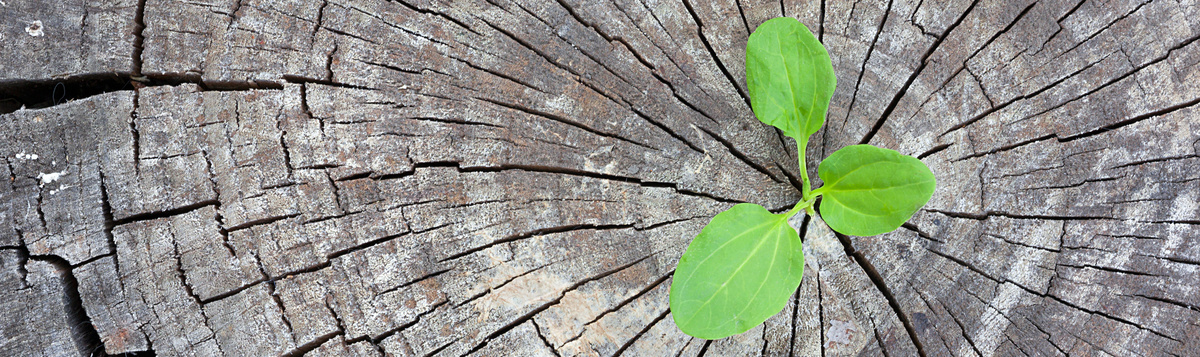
[1030,0,1088,57]
[1057,262,1157,277]
[421,337,458,357]
[1059,95,1200,142]
[111,200,219,227]
[392,0,482,38]
[282,75,373,90]
[24,253,117,356]
[626,103,708,154]
[254,254,296,343]
[695,126,787,184]
[908,0,935,38]
[222,212,301,233]
[697,339,713,356]
[200,150,238,259]
[487,1,726,161]
[371,300,450,350]
[278,330,341,357]
[818,0,826,42]
[919,241,1183,343]
[1108,155,1199,170]
[553,0,655,75]
[873,322,894,357]
[945,303,984,357]
[936,0,1038,103]
[613,308,671,356]
[901,223,944,244]
[4,1,1196,355]
[605,1,724,123]
[940,50,1111,138]
[1023,175,1122,191]
[680,0,753,110]
[170,237,220,342]
[376,269,451,298]
[0,74,133,114]
[953,92,1200,163]
[1123,293,1200,312]
[464,253,654,354]
[964,66,993,107]
[993,163,1067,180]
[981,233,1059,253]
[326,232,410,262]
[475,96,657,150]
[446,222,642,265]
[1050,0,1151,64]
[830,230,928,357]
[1025,316,1068,356]
[1020,31,1200,127]
[132,0,147,76]
[0,72,287,115]
[841,0,894,130]
[443,56,547,93]
[408,160,743,204]
[531,319,564,357]
[911,291,953,356]
[790,214,811,357]
[453,262,553,309]
[925,209,1114,222]
[558,269,671,347]
[861,0,980,145]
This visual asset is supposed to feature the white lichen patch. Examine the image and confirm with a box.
[36,170,67,186]
[49,184,72,195]
[26,20,44,37]
[15,152,38,160]
[1169,189,1197,222]
[824,319,857,348]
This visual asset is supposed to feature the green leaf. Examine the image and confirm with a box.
[816,145,936,236]
[746,17,836,140]
[669,203,805,339]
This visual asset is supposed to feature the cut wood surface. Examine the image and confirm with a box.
[2,0,1198,356]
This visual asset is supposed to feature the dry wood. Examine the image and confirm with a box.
[2,0,1198,356]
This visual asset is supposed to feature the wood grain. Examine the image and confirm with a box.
[2,0,1197,355]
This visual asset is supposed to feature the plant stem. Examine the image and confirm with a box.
[797,136,812,201]
[784,196,815,217]
[783,135,820,220]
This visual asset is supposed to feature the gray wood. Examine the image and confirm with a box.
[2,0,1198,356]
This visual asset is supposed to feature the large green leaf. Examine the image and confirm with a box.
[817,145,936,236]
[669,203,804,339]
[746,17,836,140]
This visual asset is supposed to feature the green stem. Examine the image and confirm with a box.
[797,136,812,201]
[784,197,815,218]
[785,135,819,220]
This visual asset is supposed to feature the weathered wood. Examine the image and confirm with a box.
[0,0,137,81]
[2,0,1198,356]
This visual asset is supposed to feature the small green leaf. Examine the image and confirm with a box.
[669,203,804,339]
[817,145,936,236]
[746,17,836,140]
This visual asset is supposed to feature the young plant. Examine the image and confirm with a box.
[668,17,936,339]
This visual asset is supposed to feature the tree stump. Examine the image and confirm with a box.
[2,0,1198,355]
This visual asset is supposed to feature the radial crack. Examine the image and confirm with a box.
[842,0,894,129]
[861,0,980,145]
[829,228,928,356]
[681,0,753,110]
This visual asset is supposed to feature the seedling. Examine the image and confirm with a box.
[668,17,936,339]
